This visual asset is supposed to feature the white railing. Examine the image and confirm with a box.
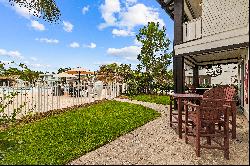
[183,17,202,42]
[0,81,128,120]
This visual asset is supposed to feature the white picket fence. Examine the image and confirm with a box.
[0,81,128,120]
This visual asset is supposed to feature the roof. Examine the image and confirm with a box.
[156,0,174,20]
[66,68,95,75]
[156,0,199,22]
[54,72,77,78]
[0,76,17,80]
[67,67,89,72]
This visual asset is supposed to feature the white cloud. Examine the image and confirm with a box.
[99,0,121,29]
[31,20,45,31]
[112,29,134,37]
[125,0,137,6]
[99,1,165,37]
[84,42,97,49]
[82,5,89,14]
[134,38,142,46]
[30,63,51,68]
[63,21,73,32]
[0,1,46,31]
[0,60,13,65]
[13,4,33,19]
[69,42,80,48]
[0,48,24,59]
[35,38,59,44]
[107,46,140,61]
[119,4,165,29]
[94,61,121,66]
[2,0,40,20]
[22,59,50,68]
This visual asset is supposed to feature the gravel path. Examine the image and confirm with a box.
[68,98,249,165]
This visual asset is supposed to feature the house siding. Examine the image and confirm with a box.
[202,0,249,37]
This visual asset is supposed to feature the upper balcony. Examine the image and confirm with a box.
[183,17,202,42]
[182,0,249,42]
[157,0,249,59]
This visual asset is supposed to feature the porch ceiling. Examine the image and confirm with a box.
[186,0,202,18]
[184,47,248,67]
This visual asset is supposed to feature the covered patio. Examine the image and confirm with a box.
[157,0,249,120]
[173,44,249,115]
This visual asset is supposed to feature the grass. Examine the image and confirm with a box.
[127,94,171,105]
[0,100,160,165]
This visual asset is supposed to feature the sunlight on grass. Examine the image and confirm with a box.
[0,100,160,165]
[127,94,170,105]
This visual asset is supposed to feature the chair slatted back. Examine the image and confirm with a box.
[202,85,237,101]
[203,86,225,99]
[224,86,236,101]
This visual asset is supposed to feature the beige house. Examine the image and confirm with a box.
[157,0,249,120]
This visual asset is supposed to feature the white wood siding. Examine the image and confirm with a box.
[183,17,202,42]
[176,0,249,55]
[202,0,249,37]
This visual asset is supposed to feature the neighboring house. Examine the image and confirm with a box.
[0,76,18,86]
[39,74,59,84]
[157,0,249,119]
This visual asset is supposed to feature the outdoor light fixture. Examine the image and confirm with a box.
[206,64,222,77]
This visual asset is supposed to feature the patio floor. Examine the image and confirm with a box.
[68,98,249,165]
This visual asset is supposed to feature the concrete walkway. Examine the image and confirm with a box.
[68,98,249,165]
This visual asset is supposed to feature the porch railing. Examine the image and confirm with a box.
[183,17,202,42]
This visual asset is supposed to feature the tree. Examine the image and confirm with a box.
[0,61,43,83]
[117,64,132,83]
[8,0,61,23]
[57,67,71,74]
[136,22,172,94]
[97,63,120,83]
[0,61,39,124]
[136,22,171,73]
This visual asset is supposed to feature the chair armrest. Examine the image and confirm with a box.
[225,99,238,103]
[202,98,224,102]
[184,101,199,107]
[223,104,231,109]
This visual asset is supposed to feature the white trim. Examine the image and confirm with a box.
[175,26,249,55]
[244,107,249,121]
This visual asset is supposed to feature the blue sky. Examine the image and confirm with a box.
[0,0,173,73]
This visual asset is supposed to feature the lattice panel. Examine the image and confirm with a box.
[202,0,249,37]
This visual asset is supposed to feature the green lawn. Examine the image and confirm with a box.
[127,94,170,105]
[0,100,160,165]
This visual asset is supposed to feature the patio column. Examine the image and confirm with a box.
[173,56,184,93]
[173,0,184,94]
[193,65,199,88]
[174,0,184,45]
